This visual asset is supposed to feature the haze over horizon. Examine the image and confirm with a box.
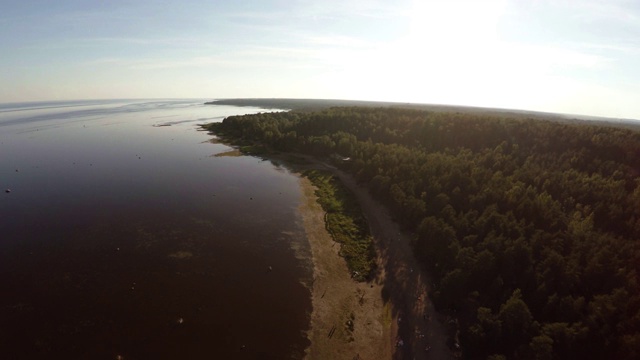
[1,0,639,120]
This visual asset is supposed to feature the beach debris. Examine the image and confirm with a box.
[240,345,246,350]
[268,266,273,272]
[177,317,184,325]
[116,355,124,360]
[116,247,120,251]
[15,169,18,172]
[5,189,10,193]
[328,325,337,339]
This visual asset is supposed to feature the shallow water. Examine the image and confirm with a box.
[0,99,312,359]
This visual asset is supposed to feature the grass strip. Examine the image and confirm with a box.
[304,169,375,281]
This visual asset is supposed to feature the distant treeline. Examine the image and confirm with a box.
[203,107,640,359]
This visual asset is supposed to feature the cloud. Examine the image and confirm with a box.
[567,0,640,24]
[81,43,329,71]
[302,35,373,48]
[508,44,610,70]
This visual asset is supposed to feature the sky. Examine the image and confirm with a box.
[1,0,639,119]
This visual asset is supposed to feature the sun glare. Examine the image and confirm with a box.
[407,0,505,46]
[335,0,508,105]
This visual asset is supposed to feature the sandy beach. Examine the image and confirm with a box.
[294,157,454,360]
[299,176,393,360]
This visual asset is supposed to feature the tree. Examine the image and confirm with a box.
[530,334,553,360]
[498,289,534,352]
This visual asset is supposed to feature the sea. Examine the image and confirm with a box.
[0,99,312,359]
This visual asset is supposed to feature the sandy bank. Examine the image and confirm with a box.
[299,176,393,360]
[289,155,454,360]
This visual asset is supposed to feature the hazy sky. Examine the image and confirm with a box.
[1,0,639,119]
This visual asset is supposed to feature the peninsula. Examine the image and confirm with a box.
[203,101,640,360]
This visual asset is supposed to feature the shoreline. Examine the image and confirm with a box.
[298,175,393,360]
[201,129,394,357]
[288,156,454,360]
[321,164,455,360]
[201,125,454,359]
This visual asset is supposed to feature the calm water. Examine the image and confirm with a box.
[0,99,312,359]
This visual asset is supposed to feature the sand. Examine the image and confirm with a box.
[293,157,455,360]
[299,176,392,360]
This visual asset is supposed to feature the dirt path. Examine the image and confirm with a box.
[290,153,454,360]
[325,164,454,360]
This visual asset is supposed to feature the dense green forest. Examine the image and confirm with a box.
[203,107,640,359]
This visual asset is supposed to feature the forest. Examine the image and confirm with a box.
[203,107,640,359]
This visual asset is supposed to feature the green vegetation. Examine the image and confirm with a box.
[205,107,640,359]
[304,169,375,281]
[238,144,269,155]
[201,122,270,156]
